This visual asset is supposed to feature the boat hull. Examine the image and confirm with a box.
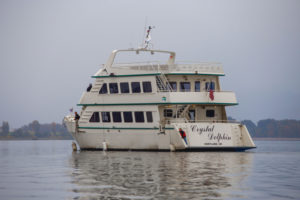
[64,116,256,151]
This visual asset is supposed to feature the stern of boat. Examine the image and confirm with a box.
[171,122,256,151]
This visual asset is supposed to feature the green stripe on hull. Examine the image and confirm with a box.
[78,126,174,130]
[77,102,238,106]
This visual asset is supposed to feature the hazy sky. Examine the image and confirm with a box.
[1,0,300,128]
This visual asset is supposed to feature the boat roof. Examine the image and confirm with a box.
[93,48,224,77]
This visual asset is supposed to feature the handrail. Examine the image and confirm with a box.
[167,118,241,124]
[105,49,176,69]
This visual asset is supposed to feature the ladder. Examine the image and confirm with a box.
[155,73,173,92]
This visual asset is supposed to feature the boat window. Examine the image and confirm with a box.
[101,112,111,122]
[205,82,215,91]
[146,111,153,123]
[210,82,215,91]
[180,82,191,92]
[109,83,119,94]
[188,110,195,121]
[99,83,107,94]
[163,109,173,117]
[142,81,152,93]
[205,82,210,91]
[123,112,133,123]
[131,82,141,93]
[112,112,122,122]
[89,112,100,122]
[206,110,215,117]
[195,81,201,92]
[169,82,177,91]
[134,111,144,122]
[120,82,130,93]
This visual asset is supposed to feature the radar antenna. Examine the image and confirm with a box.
[143,25,155,49]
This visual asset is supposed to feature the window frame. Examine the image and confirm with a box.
[163,109,173,117]
[101,112,111,123]
[112,112,122,123]
[142,81,152,93]
[169,82,177,91]
[109,83,119,94]
[146,111,153,123]
[120,82,130,93]
[89,112,100,123]
[206,109,215,118]
[134,111,145,123]
[123,112,133,123]
[195,81,201,92]
[99,83,108,94]
[180,82,191,92]
[131,82,141,93]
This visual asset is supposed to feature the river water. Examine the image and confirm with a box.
[0,140,299,200]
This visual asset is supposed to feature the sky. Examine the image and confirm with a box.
[0,0,300,128]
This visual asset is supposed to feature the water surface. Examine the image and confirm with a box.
[0,140,299,199]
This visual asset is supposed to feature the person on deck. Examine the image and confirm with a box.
[74,112,80,120]
[179,128,188,145]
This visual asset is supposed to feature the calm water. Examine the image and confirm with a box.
[0,140,300,200]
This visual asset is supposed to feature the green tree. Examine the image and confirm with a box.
[29,120,40,134]
[2,121,9,136]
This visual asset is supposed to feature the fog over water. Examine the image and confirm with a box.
[0,0,300,128]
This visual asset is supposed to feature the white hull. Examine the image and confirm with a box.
[64,116,255,151]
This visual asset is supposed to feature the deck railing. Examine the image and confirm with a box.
[111,62,224,74]
[166,118,241,124]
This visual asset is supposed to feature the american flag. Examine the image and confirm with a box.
[209,89,214,101]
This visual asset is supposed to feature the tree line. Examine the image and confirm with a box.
[1,119,300,140]
[0,120,72,140]
[242,119,300,138]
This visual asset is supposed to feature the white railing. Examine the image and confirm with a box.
[111,62,224,74]
[167,118,241,124]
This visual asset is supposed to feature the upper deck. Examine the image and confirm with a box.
[93,49,224,77]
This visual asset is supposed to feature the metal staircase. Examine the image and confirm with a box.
[174,105,190,118]
[155,74,173,92]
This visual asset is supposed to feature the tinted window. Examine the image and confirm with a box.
[101,112,111,122]
[89,112,100,122]
[180,82,191,92]
[195,81,201,92]
[169,82,177,91]
[134,112,144,122]
[164,109,173,117]
[206,110,215,117]
[189,110,195,121]
[210,82,215,91]
[131,82,141,93]
[99,83,107,94]
[205,82,210,91]
[120,82,129,93]
[109,83,118,94]
[146,111,153,122]
[112,112,122,122]
[142,81,152,93]
[206,82,215,91]
[123,112,133,123]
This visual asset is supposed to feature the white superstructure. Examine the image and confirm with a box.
[64,48,256,151]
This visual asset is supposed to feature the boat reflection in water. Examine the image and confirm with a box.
[68,151,253,199]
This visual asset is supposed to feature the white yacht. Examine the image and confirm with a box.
[63,47,256,151]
